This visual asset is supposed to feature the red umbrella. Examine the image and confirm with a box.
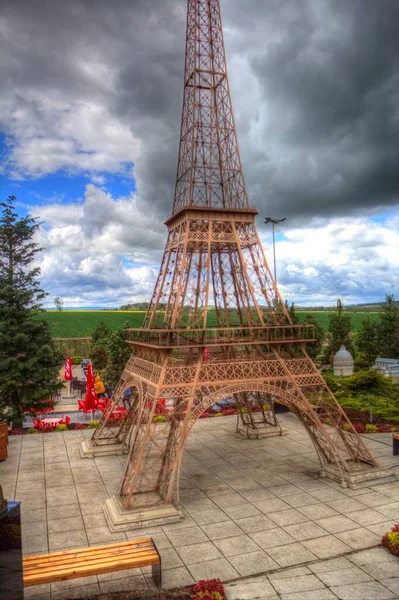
[64,352,73,381]
[84,364,98,410]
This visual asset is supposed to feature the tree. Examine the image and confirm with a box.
[0,196,63,423]
[327,299,353,360]
[356,315,379,365]
[303,313,324,360]
[103,323,132,387]
[89,321,111,372]
[54,297,63,311]
[285,301,299,324]
[377,294,399,358]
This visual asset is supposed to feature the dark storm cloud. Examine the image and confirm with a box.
[1,0,399,222]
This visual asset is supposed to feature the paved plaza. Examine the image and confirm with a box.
[1,413,399,599]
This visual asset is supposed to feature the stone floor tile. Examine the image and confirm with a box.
[335,527,381,550]
[234,515,276,534]
[267,566,311,581]
[97,568,143,582]
[46,504,80,520]
[50,576,98,591]
[200,520,244,540]
[271,573,325,594]
[23,583,51,598]
[99,575,148,593]
[47,516,84,534]
[223,503,262,519]
[165,525,208,547]
[175,541,223,565]
[265,542,317,568]
[308,486,347,501]
[360,560,399,580]
[355,491,395,508]
[212,491,248,508]
[22,520,48,537]
[86,526,127,545]
[250,527,296,550]
[268,508,309,527]
[298,503,339,520]
[283,492,320,508]
[253,498,291,514]
[48,529,88,551]
[383,579,399,595]
[22,534,48,555]
[280,589,337,600]
[51,583,100,599]
[326,497,370,515]
[348,546,397,566]
[161,566,195,589]
[282,521,328,541]
[301,534,351,559]
[346,508,390,527]
[79,500,105,516]
[189,557,239,582]
[330,581,396,600]
[228,550,279,576]
[317,566,373,586]
[213,533,260,557]
[377,502,399,520]
[268,484,303,498]
[366,520,396,537]
[159,547,184,570]
[192,508,229,525]
[225,577,277,600]
[238,488,276,503]
[308,556,353,573]
[315,515,359,533]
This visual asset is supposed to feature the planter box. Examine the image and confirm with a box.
[0,423,8,461]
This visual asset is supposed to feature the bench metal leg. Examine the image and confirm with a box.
[393,436,399,456]
[151,539,162,588]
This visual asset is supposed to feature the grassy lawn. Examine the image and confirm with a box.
[36,309,379,337]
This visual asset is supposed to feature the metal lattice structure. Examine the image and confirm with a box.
[86,0,381,513]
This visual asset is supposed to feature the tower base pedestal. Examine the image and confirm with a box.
[322,462,396,489]
[103,494,183,532]
[237,425,288,440]
[79,439,126,459]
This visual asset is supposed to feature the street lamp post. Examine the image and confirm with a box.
[264,217,286,286]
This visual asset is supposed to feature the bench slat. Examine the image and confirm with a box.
[23,538,152,565]
[23,542,154,570]
[24,554,159,586]
[23,539,160,587]
[24,548,158,576]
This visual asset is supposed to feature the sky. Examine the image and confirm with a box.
[1,0,398,308]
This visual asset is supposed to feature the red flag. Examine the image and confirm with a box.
[64,353,73,381]
[84,363,98,410]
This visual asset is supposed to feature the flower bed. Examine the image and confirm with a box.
[382,523,399,556]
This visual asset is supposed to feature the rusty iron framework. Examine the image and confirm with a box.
[86,0,382,513]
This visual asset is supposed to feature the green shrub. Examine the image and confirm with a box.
[365,424,378,433]
[55,424,68,431]
[70,355,82,365]
[324,417,333,426]
[153,415,166,423]
[88,420,100,428]
[26,427,39,434]
[262,404,271,411]
[342,423,351,431]
[214,412,223,417]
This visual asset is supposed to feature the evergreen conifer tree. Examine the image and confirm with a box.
[103,323,132,387]
[303,313,324,360]
[0,196,63,423]
[377,294,399,358]
[356,314,379,365]
[327,299,353,360]
[90,321,111,371]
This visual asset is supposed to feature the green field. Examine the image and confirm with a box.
[36,310,380,338]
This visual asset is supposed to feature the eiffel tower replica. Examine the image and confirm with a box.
[80,0,394,531]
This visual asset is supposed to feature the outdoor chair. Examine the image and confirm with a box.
[32,419,41,429]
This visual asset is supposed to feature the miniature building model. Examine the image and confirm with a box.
[333,345,354,376]
[80,0,394,531]
[372,358,399,382]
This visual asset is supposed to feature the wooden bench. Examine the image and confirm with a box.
[393,433,399,456]
[23,538,161,589]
